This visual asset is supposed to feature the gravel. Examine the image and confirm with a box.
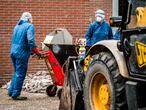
[0,89,60,110]
[1,71,53,93]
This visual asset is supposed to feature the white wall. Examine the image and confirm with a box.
[112,0,119,34]
[112,0,119,16]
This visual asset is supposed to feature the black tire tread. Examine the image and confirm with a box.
[84,52,127,110]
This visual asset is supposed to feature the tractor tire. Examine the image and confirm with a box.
[84,52,127,110]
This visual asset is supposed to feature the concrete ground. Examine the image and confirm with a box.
[0,89,60,110]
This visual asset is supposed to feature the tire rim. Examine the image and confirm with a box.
[90,73,110,110]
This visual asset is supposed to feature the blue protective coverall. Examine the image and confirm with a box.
[8,19,36,97]
[85,20,113,46]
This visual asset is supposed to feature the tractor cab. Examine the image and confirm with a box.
[110,0,146,81]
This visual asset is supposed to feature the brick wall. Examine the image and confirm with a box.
[0,0,112,86]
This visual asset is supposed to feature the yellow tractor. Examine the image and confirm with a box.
[58,0,146,110]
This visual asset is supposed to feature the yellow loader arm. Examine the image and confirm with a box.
[136,6,146,27]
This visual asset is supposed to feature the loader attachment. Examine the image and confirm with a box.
[59,56,85,110]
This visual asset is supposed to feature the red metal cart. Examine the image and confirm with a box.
[44,44,78,98]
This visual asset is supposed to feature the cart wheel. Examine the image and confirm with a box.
[57,88,63,99]
[46,85,57,97]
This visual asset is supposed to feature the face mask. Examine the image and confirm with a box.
[96,16,103,22]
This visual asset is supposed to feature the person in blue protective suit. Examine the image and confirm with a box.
[8,12,45,100]
[85,9,113,46]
